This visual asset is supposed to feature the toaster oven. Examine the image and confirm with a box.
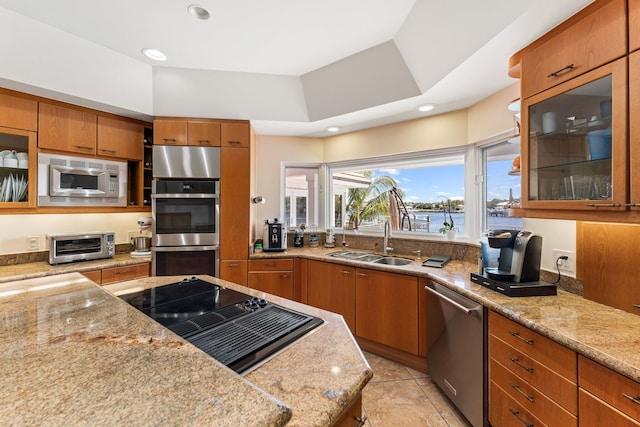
[48,232,116,265]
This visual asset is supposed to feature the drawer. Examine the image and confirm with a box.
[101,263,149,285]
[489,380,545,427]
[579,355,640,422]
[489,311,577,381]
[490,357,577,426]
[249,258,293,272]
[579,389,640,427]
[520,0,626,98]
[489,334,577,414]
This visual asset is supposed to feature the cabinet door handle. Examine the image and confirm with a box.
[509,331,534,345]
[633,304,640,310]
[547,63,574,78]
[162,138,176,142]
[227,140,241,144]
[586,203,622,207]
[227,263,240,267]
[510,383,535,402]
[509,409,534,427]
[197,139,209,143]
[340,270,352,275]
[116,269,135,275]
[356,273,368,277]
[354,416,368,427]
[623,393,640,405]
[625,204,640,207]
[280,274,289,279]
[74,145,94,151]
[510,357,534,373]
[99,148,117,154]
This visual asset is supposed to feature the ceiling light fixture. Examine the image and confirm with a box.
[142,48,167,62]
[188,4,210,20]
[327,126,340,132]
[507,98,521,112]
[418,104,436,112]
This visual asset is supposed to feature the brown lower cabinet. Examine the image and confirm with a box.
[82,263,150,285]
[578,355,640,426]
[307,260,356,333]
[332,394,364,427]
[247,259,294,300]
[219,260,248,286]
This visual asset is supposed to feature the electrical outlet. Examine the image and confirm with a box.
[26,235,40,251]
[553,249,575,274]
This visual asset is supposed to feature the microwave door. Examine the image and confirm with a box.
[50,165,110,197]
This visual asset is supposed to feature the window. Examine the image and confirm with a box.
[481,141,523,232]
[328,151,467,235]
[284,166,320,228]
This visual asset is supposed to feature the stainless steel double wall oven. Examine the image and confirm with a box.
[152,146,221,277]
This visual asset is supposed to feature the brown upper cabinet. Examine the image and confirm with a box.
[630,51,640,210]
[631,0,640,53]
[153,119,187,145]
[97,116,144,160]
[154,118,222,146]
[0,92,37,131]
[188,121,221,146]
[520,0,626,99]
[221,122,249,147]
[38,103,97,154]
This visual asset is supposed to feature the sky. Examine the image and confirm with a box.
[369,159,520,204]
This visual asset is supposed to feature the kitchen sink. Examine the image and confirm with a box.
[373,256,414,266]
[327,251,413,265]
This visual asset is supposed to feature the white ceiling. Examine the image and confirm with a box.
[0,0,594,136]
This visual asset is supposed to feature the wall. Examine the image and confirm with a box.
[0,212,149,255]
[467,82,520,143]
[322,109,468,163]
[0,7,153,118]
[253,135,324,237]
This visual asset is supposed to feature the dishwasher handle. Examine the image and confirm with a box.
[425,285,482,315]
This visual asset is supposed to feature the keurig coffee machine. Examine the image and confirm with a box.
[471,229,556,297]
[263,218,287,252]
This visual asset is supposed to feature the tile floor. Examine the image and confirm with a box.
[361,352,471,426]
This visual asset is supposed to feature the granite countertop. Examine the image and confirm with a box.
[253,246,640,384]
[0,273,372,426]
[0,253,151,284]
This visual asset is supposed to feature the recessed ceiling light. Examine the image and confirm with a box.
[142,48,167,61]
[188,4,210,20]
[418,104,436,112]
[327,126,340,132]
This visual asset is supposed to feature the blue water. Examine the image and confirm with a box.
[367,212,522,234]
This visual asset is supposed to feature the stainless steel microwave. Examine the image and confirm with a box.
[37,153,127,206]
[48,231,116,265]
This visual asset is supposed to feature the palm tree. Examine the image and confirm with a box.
[345,172,404,229]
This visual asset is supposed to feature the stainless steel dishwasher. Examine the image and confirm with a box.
[426,280,487,427]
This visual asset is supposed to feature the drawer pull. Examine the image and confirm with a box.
[280,274,289,278]
[510,383,534,402]
[586,203,622,208]
[509,409,534,427]
[625,204,640,207]
[623,393,640,405]
[356,273,368,277]
[509,331,534,345]
[227,140,241,144]
[341,270,353,275]
[547,63,574,78]
[510,357,534,373]
[116,269,135,275]
[227,263,240,267]
[633,304,640,310]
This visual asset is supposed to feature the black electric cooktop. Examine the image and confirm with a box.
[119,277,324,374]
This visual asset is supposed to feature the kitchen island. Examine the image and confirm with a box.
[0,273,372,426]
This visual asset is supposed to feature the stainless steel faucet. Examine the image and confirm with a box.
[342,226,348,250]
[384,220,393,256]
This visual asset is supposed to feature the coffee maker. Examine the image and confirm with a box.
[472,230,556,297]
[263,218,287,252]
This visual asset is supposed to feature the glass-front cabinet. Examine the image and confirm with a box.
[0,126,36,208]
[521,58,627,211]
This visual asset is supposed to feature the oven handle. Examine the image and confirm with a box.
[151,193,219,199]
[425,285,482,315]
[152,245,219,252]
